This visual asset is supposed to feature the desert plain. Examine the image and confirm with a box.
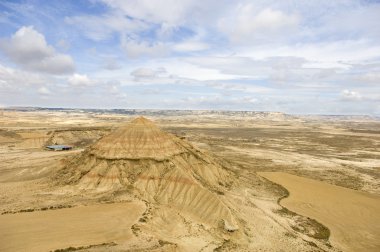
[0,108,379,252]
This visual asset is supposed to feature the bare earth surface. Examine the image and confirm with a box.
[0,109,379,251]
[0,202,145,252]
[259,172,380,252]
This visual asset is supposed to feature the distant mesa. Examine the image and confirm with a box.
[55,116,238,231]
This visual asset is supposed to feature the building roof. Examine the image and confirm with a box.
[46,145,72,149]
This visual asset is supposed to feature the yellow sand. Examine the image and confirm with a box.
[0,202,145,252]
[90,116,185,160]
[259,172,380,252]
[58,117,238,230]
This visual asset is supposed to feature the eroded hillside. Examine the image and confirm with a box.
[0,110,379,251]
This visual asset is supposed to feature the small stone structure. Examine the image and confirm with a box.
[46,145,72,151]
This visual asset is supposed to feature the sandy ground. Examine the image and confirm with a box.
[0,110,379,251]
[259,172,380,252]
[0,202,145,252]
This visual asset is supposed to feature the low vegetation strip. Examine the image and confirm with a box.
[1,204,73,215]
[52,242,117,252]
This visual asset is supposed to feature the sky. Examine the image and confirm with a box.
[0,0,379,115]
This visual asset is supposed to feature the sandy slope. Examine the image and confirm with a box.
[1,111,379,251]
[57,117,238,231]
[0,202,145,252]
[259,172,380,252]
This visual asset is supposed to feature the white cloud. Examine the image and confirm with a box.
[317,4,380,41]
[38,87,51,95]
[184,55,321,82]
[177,94,260,109]
[65,13,148,41]
[103,80,127,99]
[101,0,196,25]
[100,0,231,30]
[173,41,209,52]
[207,82,273,94]
[130,67,166,80]
[121,37,168,58]
[0,26,75,74]
[68,73,92,86]
[108,85,119,94]
[219,5,299,43]
[0,63,47,88]
[356,72,380,84]
[2,0,380,115]
[341,89,362,101]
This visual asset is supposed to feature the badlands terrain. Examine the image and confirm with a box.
[0,108,379,252]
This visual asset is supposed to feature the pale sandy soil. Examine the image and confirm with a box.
[259,172,380,252]
[0,110,379,251]
[0,202,145,252]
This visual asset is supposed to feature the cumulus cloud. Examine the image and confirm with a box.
[173,41,209,52]
[1,0,380,114]
[68,73,92,86]
[65,0,220,57]
[219,5,299,43]
[38,86,51,95]
[356,72,380,84]
[0,63,47,88]
[130,67,167,80]
[0,26,75,74]
[341,89,362,101]
[184,55,322,82]
[102,80,127,99]
[121,37,168,58]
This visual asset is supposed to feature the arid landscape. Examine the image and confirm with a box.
[0,108,379,251]
[1,0,380,251]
